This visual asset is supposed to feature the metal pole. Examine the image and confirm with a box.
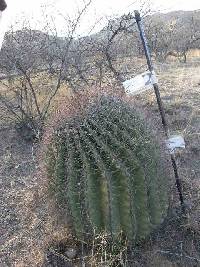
[134,10,185,213]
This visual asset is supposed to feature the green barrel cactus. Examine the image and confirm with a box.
[46,96,169,243]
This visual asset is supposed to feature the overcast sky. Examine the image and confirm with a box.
[2,0,200,36]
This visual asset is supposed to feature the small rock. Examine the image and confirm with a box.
[183,200,193,210]
[190,146,200,155]
[65,248,77,259]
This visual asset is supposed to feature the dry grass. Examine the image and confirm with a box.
[0,60,199,266]
[0,72,72,126]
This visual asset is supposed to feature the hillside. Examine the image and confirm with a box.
[0,9,200,77]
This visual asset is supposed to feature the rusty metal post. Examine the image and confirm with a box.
[134,10,185,213]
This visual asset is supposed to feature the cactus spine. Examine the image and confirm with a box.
[46,96,168,242]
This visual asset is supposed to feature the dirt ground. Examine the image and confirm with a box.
[0,61,199,266]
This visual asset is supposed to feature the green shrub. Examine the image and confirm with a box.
[45,95,169,244]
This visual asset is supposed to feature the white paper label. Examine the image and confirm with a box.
[150,71,158,84]
[123,71,158,95]
[165,135,185,154]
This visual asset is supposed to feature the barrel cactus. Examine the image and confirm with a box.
[46,95,169,244]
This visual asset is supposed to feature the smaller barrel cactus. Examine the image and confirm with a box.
[46,95,169,244]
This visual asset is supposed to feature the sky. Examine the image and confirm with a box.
[1,0,200,37]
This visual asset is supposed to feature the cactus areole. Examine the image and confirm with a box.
[46,96,169,243]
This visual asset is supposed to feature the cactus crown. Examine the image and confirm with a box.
[46,95,168,243]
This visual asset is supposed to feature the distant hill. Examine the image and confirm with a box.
[0,9,199,75]
[151,9,200,23]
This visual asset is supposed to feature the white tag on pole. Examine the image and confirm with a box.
[123,71,158,95]
[165,135,185,154]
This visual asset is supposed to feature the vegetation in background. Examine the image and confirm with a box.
[0,8,199,141]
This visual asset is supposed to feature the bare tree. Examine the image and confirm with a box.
[170,13,200,63]
[83,9,150,89]
[145,16,175,62]
[0,1,92,140]
[145,10,200,63]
